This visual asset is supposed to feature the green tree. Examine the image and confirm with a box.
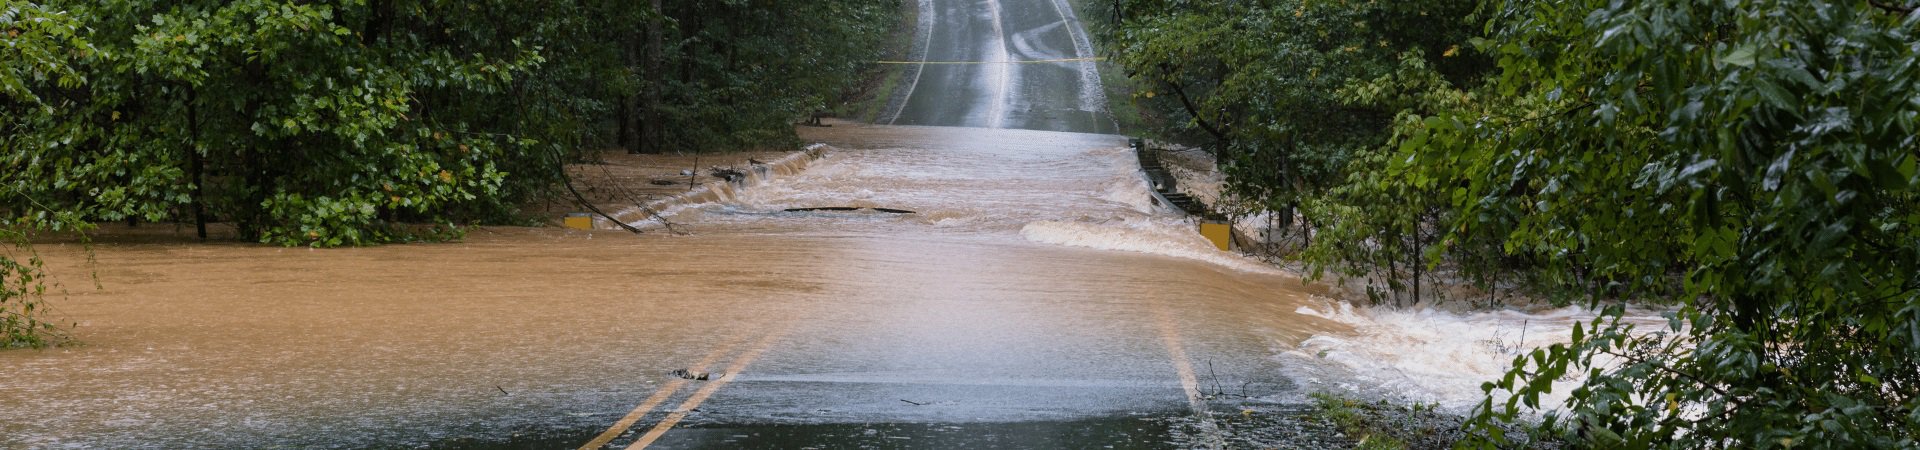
[1096,0,1483,221]
[1099,0,1920,445]
[1364,0,1920,446]
[3,0,894,248]
[2,0,92,347]
[1094,0,1491,302]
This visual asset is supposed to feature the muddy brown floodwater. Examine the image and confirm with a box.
[1,0,1645,445]
[0,122,1356,449]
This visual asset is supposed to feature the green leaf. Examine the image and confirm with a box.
[1754,79,1797,110]
[1720,44,1757,68]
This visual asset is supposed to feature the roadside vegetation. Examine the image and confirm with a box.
[1310,393,1456,450]
[1092,0,1919,447]
[837,0,920,123]
[0,0,897,347]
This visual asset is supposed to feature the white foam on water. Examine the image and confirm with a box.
[627,138,1294,277]
[1283,299,1670,412]
[1018,218,1281,275]
[1013,149,1276,273]
[1098,175,1161,214]
[618,145,833,230]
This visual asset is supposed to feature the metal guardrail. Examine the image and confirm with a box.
[1132,138,1207,216]
[1132,138,1234,251]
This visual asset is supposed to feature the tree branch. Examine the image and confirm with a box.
[1158,64,1231,143]
[1598,347,1732,399]
[1868,0,1914,16]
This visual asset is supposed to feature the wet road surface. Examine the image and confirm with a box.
[0,1,1352,448]
[884,0,1117,134]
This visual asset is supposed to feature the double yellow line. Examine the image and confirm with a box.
[577,297,1216,449]
[578,321,794,450]
[874,57,1107,65]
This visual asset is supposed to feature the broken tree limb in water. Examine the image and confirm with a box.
[551,148,645,234]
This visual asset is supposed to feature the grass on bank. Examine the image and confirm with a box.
[834,0,919,123]
[1313,393,1415,450]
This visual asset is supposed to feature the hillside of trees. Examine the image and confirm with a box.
[1095,0,1918,446]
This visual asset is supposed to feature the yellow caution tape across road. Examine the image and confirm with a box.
[874,57,1107,64]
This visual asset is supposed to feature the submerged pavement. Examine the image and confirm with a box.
[0,125,1342,448]
[0,0,1355,448]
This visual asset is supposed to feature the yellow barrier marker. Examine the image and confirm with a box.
[564,212,593,230]
[1198,220,1232,251]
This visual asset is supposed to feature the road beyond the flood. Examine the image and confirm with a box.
[883,0,1118,134]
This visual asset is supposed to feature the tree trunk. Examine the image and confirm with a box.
[620,24,641,153]
[1411,215,1423,306]
[187,86,206,239]
[362,0,390,46]
[618,94,637,152]
[640,0,666,153]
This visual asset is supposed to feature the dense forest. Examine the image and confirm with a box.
[2,0,894,345]
[1097,0,1918,447]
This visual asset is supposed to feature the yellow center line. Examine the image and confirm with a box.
[576,331,759,450]
[873,57,1106,65]
[624,322,794,449]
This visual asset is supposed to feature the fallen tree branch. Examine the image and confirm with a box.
[561,177,645,234]
[550,148,644,235]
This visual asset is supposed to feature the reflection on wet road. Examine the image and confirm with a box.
[884,0,1116,134]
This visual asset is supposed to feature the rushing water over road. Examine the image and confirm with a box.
[0,1,1632,448]
[0,124,1346,448]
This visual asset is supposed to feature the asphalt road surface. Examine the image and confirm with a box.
[883,0,1119,134]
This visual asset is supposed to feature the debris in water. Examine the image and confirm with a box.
[708,166,747,183]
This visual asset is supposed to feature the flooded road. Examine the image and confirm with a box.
[0,0,1585,448]
[1,124,1344,448]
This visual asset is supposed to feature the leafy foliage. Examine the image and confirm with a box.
[2,0,892,247]
[1,0,90,347]
[0,226,72,348]
[1099,0,1920,446]
[1430,0,1920,446]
